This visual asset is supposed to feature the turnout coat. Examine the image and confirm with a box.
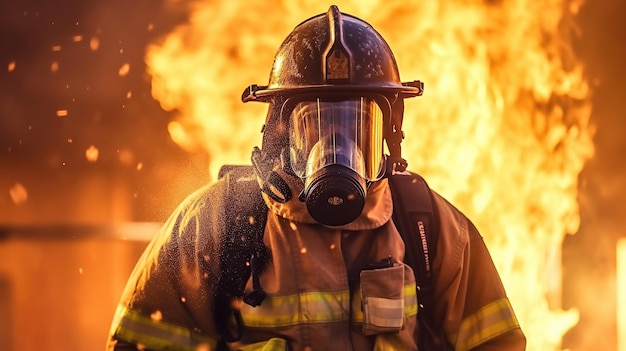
[107,170,526,351]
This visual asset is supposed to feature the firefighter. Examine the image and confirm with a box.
[107,5,526,351]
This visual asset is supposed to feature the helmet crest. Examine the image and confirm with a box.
[324,5,351,82]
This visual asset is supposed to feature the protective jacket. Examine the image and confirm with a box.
[106,169,526,351]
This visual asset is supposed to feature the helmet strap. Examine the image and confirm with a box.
[383,154,408,178]
[384,98,408,176]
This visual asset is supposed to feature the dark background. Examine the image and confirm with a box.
[0,0,209,223]
[0,0,625,350]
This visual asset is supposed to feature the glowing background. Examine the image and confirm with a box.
[0,0,624,350]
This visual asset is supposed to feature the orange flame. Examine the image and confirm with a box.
[145,1,594,350]
[616,239,626,351]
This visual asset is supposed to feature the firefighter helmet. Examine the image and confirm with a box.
[243,5,422,175]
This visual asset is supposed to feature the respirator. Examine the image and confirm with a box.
[288,96,387,226]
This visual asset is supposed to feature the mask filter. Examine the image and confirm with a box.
[302,164,366,226]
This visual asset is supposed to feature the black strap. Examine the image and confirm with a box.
[214,165,269,350]
[388,172,451,350]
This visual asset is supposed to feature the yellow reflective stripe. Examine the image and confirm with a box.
[373,334,407,351]
[113,304,217,351]
[353,284,418,323]
[404,284,418,316]
[238,338,288,351]
[453,298,520,351]
[242,290,350,327]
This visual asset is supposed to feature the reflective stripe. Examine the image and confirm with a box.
[373,334,406,351]
[365,297,404,328]
[244,284,416,328]
[242,290,350,327]
[112,304,217,351]
[354,284,418,323]
[453,298,521,351]
[238,337,288,351]
[405,283,419,316]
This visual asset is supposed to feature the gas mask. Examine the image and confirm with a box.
[287,96,387,226]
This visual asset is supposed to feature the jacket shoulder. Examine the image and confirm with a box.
[171,180,227,219]
[141,179,229,265]
[430,190,472,239]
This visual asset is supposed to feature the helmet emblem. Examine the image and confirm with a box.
[326,49,349,80]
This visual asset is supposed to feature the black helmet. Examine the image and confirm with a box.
[244,5,423,196]
[243,5,422,101]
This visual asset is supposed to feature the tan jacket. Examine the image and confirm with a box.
[107,170,526,351]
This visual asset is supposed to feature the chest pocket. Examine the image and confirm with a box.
[352,263,418,335]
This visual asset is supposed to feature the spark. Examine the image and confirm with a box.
[9,183,28,205]
[85,145,99,163]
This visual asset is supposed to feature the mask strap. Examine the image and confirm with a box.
[251,147,293,203]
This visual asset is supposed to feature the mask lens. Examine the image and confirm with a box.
[289,97,385,181]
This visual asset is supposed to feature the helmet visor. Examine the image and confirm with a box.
[288,97,386,181]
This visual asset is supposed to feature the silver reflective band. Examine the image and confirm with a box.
[364,296,405,328]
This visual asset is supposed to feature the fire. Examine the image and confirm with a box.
[617,239,626,351]
[145,1,594,350]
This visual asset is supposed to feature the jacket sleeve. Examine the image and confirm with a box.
[106,182,227,351]
[431,193,526,351]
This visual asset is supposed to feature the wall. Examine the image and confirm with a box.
[0,225,155,351]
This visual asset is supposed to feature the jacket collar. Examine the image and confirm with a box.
[261,169,393,230]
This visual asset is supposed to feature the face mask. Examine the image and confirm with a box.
[287,97,386,226]
[300,135,367,225]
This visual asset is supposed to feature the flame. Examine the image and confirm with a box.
[616,239,626,351]
[145,1,594,349]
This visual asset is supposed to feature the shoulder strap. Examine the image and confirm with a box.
[214,165,269,348]
[388,172,451,350]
